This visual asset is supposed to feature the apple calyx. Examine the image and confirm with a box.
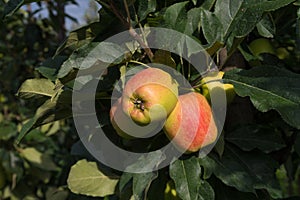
[122,67,179,126]
[133,98,145,111]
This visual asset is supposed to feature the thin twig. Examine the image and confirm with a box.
[128,27,154,60]
[123,0,131,27]
[109,0,154,60]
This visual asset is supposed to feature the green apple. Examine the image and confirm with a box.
[249,38,276,57]
[164,180,180,200]
[201,71,235,105]
[276,47,290,60]
[110,98,163,139]
[122,68,178,126]
[163,92,218,153]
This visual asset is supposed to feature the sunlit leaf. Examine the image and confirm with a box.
[17,79,55,99]
[58,42,125,79]
[20,147,58,171]
[36,56,68,81]
[67,159,119,197]
[16,96,72,144]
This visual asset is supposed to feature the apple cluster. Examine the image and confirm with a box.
[110,67,218,153]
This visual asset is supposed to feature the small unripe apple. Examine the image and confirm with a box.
[163,92,218,153]
[164,180,180,200]
[201,71,235,105]
[122,68,178,125]
[110,98,163,139]
[276,47,290,60]
[249,38,276,57]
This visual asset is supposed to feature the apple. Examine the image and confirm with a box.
[276,47,290,60]
[249,38,276,57]
[122,68,178,125]
[163,92,218,153]
[110,98,163,139]
[164,180,180,200]
[201,71,235,105]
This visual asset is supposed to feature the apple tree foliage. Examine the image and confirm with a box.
[1,0,300,199]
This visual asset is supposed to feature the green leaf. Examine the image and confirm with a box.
[2,0,23,19]
[214,0,294,47]
[211,145,282,198]
[224,66,300,129]
[256,14,275,38]
[132,172,158,199]
[16,97,72,144]
[214,132,225,157]
[200,8,223,45]
[58,42,125,79]
[170,157,203,200]
[17,79,55,99]
[213,178,259,200]
[125,150,166,173]
[119,173,133,192]
[214,0,260,43]
[45,187,69,200]
[163,1,189,32]
[226,124,285,153]
[138,0,156,21]
[119,171,158,199]
[197,180,215,200]
[55,22,101,55]
[295,134,300,157]
[67,159,119,197]
[255,0,296,12]
[185,8,201,36]
[36,56,68,81]
[201,0,217,10]
[0,122,17,141]
[198,156,217,179]
[19,147,58,171]
[191,0,197,5]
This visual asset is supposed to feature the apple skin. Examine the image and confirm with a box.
[164,180,180,200]
[163,92,218,153]
[249,38,276,57]
[122,68,178,126]
[201,71,235,105]
[110,98,163,139]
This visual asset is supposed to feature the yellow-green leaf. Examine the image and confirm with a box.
[67,159,119,197]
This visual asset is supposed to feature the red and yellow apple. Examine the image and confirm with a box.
[122,68,178,125]
[163,92,218,153]
[110,98,163,139]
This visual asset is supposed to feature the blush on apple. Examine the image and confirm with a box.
[163,92,218,153]
[122,67,179,126]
